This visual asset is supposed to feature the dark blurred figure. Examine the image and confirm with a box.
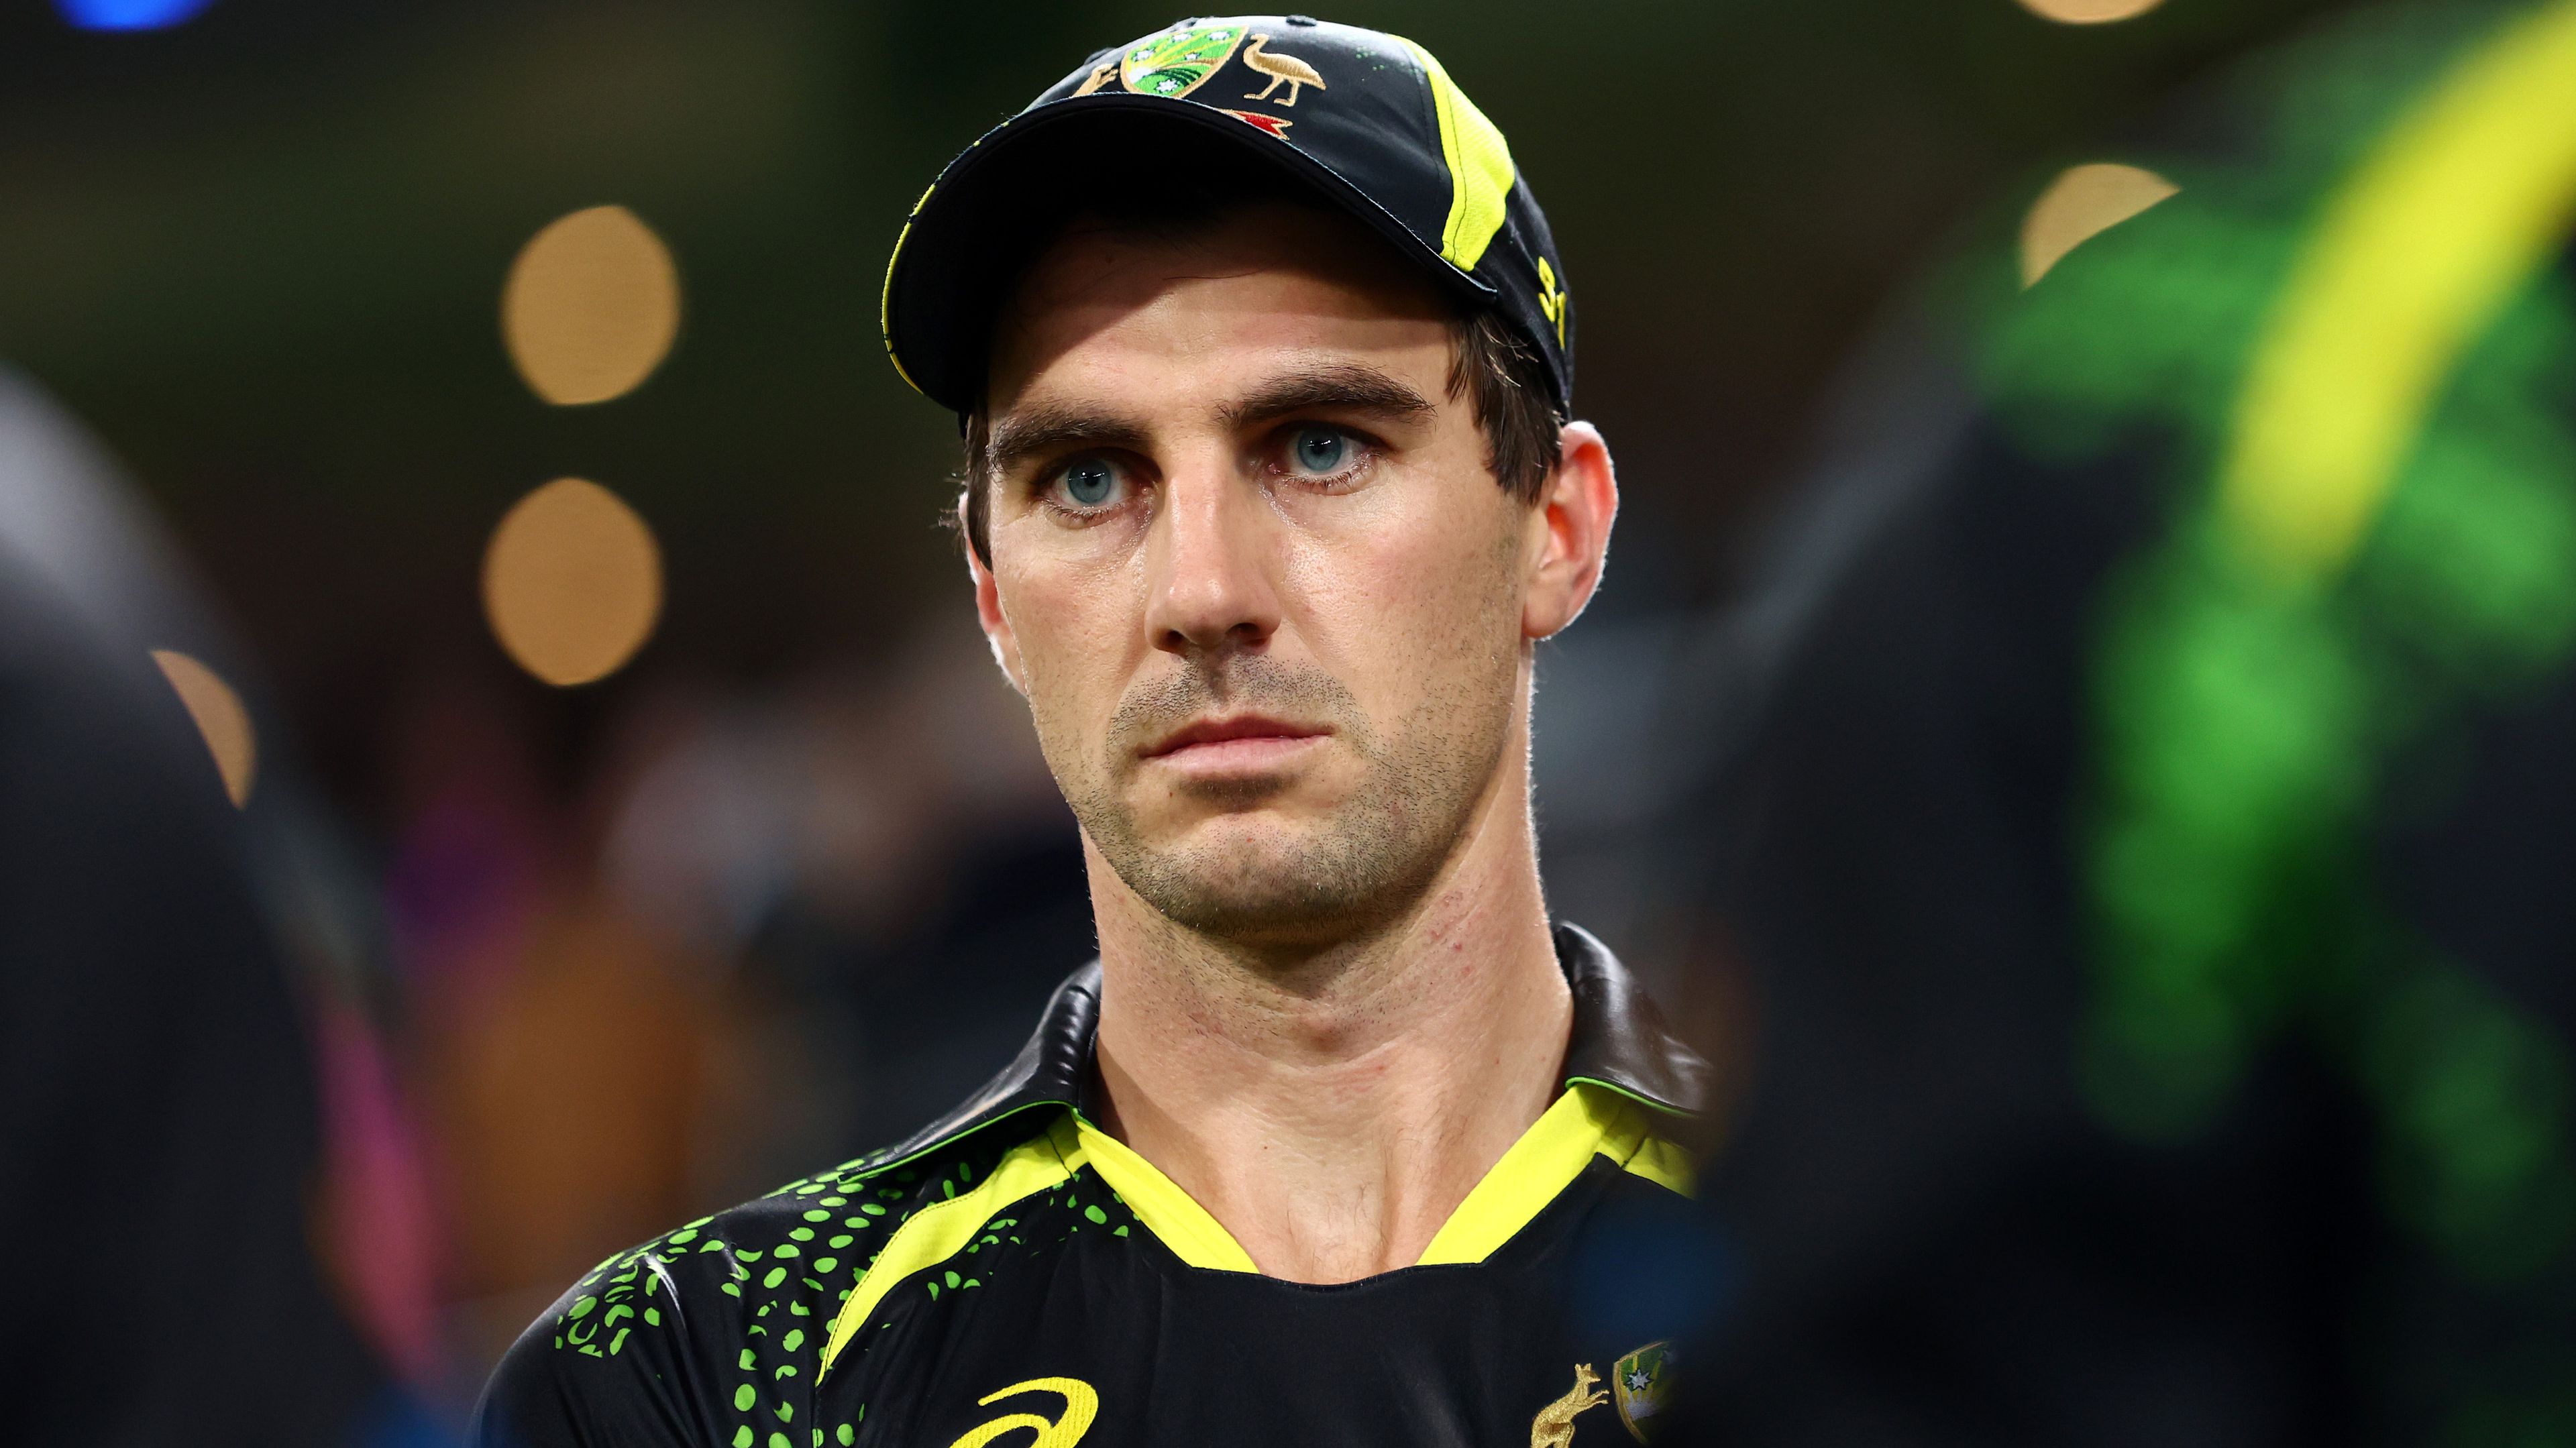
[0,369,415,1446]
[1678,3,2576,1443]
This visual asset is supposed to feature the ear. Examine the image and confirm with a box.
[964,498,1030,696]
[1521,421,1618,641]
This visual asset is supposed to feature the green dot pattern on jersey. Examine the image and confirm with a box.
[543,1154,932,1437]
[539,1117,1142,1445]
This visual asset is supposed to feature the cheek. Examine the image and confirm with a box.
[1281,473,1521,704]
[998,548,1148,746]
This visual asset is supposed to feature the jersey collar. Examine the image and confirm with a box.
[1554,922,1713,1116]
[857,921,1711,1178]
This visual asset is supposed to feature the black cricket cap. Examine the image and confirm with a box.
[879,16,1574,420]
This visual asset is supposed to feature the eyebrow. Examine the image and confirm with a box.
[1218,362,1437,429]
[985,363,1438,478]
[985,402,1150,479]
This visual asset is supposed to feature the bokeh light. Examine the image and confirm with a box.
[482,478,664,687]
[150,648,256,807]
[54,0,215,31]
[500,206,682,406]
[2015,0,2167,23]
[2019,162,2180,287]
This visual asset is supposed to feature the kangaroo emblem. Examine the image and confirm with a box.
[1529,1363,1608,1448]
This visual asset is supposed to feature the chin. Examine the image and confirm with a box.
[1115,812,1431,941]
[1142,871,1383,942]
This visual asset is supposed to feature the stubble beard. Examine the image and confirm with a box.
[1042,647,1518,946]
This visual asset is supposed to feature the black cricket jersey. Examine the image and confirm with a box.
[475,925,1709,1448]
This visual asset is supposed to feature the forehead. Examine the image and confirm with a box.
[985,203,1454,413]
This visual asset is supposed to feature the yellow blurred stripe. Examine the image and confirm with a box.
[2222,0,2576,581]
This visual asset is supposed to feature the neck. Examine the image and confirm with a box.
[1087,736,1571,1284]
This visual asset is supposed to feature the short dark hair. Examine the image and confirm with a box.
[956,307,1560,565]
[946,150,1563,566]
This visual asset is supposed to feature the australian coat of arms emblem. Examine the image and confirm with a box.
[1073,23,1330,126]
[1610,1341,1674,1443]
[1114,23,1246,99]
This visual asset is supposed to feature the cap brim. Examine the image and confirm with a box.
[881,93,1499,415]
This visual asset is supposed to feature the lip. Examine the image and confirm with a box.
[1142,713,1329,763]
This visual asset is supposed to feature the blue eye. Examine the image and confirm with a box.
[1290,426,1348,476]
[1059,458,1118,507]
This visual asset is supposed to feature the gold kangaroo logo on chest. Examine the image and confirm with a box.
[1529,1362,1608,1448]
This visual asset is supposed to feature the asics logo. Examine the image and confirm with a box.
[944,1378,1097,1448]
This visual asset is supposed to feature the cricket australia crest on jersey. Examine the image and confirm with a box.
[1611,1341,1674,1443]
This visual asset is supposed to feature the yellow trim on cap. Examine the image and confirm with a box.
[818,1128,1075,1375]
[1416,1082,1695,1266]
[1395,36,1516,272]
[878,180,942,398]
[2219,0,2576,581]
[1065,1115,1260,1272]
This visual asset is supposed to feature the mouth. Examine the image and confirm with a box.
[1142,713,1330,769]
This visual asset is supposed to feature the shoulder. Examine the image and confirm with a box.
[473,1127,1042,1448]
[476,964,1106,1447]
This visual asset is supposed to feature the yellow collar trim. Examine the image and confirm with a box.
[1059,1115,1260,1273]
[818,1128,1078,1376]
[1079,1082,1696,1274]
[822,1083,1697,1371]
[1415,1081,1692,1266]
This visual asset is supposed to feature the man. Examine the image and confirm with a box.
[477,16,1707,1446]
[0,368,400,1446]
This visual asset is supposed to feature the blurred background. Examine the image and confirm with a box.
[7,0,2576,1442]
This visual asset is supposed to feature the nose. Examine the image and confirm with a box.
[1144,465,1281,661]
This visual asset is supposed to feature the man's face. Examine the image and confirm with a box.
[975,202,1543,946]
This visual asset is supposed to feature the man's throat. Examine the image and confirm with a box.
[1088,921,1574,1284]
